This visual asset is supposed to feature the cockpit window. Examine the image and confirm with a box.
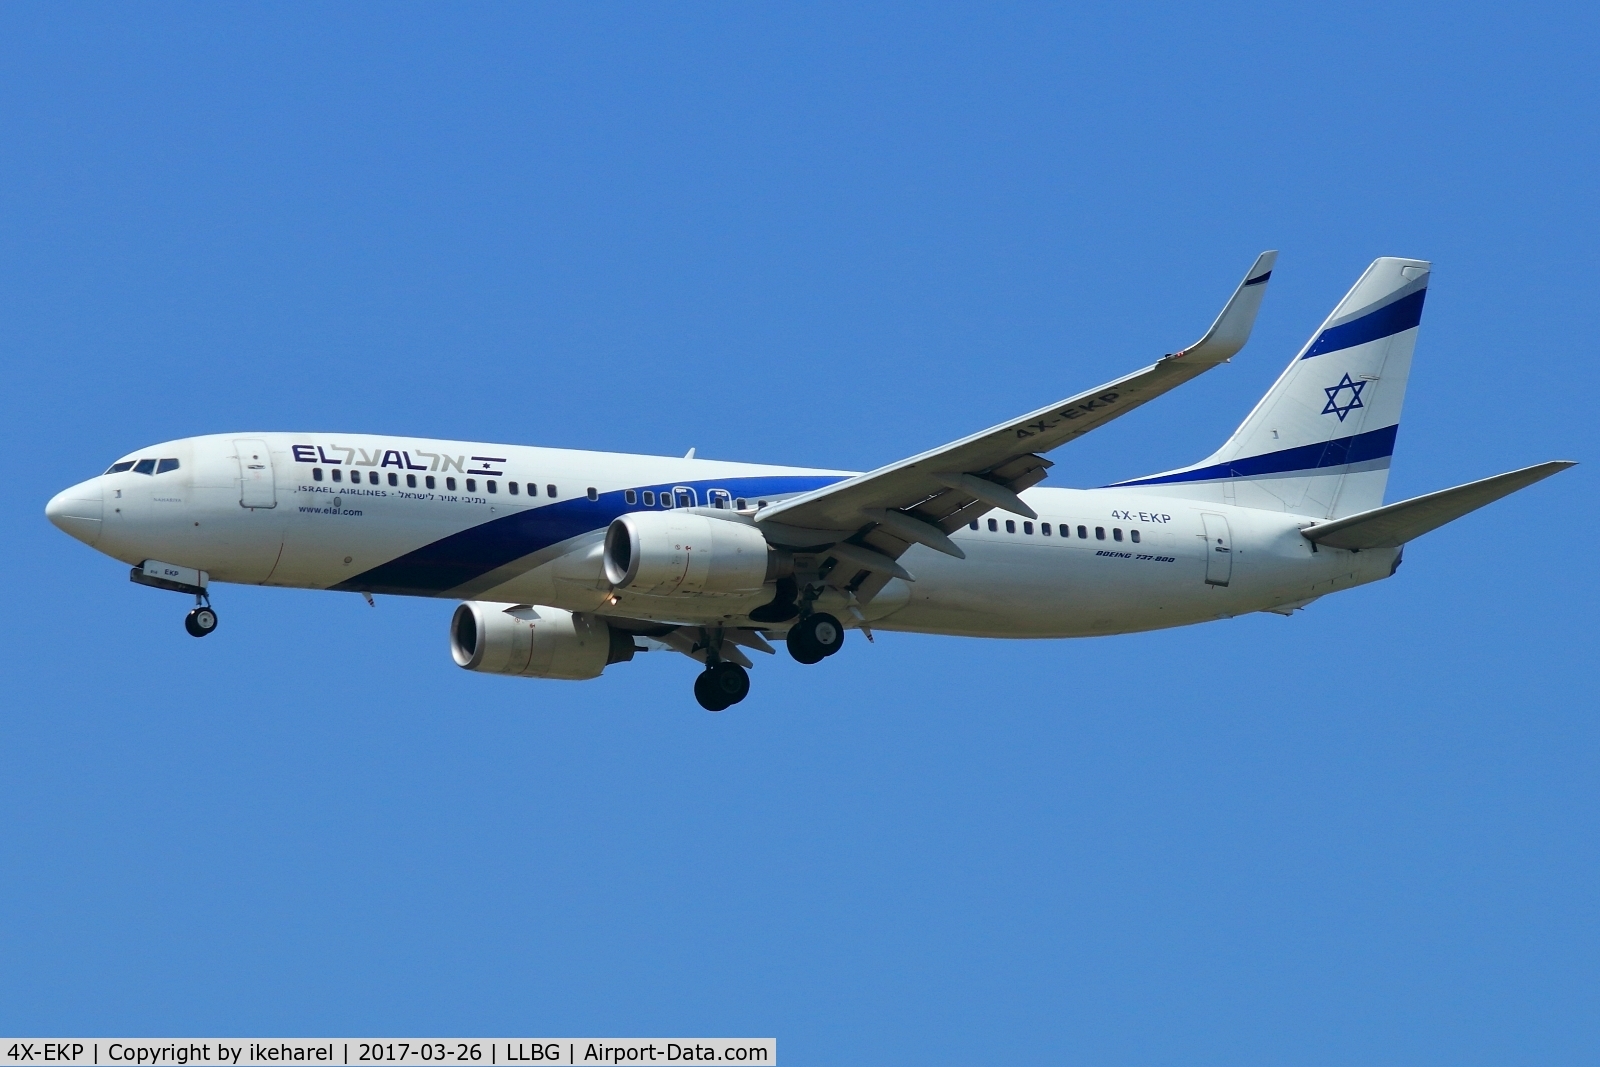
[105,461,136,474]
[133,459,157,475]
[157,458,180,474]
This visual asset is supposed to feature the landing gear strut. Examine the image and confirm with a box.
[786,612,844,664]
[184,592,218,638]
[694,661,750,711]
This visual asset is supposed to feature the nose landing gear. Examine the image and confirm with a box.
[184,594,219,638]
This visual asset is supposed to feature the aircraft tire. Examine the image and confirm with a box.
[185,607,218,638]
[786,626,825,664]
[694,665,746,712]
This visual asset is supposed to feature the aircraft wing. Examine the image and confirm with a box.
[756,252,1278,581]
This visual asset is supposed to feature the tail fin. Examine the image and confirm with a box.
[1112,257,1429,518]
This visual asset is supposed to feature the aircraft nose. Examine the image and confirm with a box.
[46,479,104,546]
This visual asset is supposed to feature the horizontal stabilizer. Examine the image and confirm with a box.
[1302,461,1575,550]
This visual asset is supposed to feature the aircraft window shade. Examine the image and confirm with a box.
[331,468,342,483]
[1077,525,1087,539]
[642,490,654,506]
[105,461,136,474]
[1005,520,1016,533]
[1023,522,1033,535]
[1131,529,1140,543]
[446,477,456,491]
[1041,523,1051,535]
[547,484,557,498]
[1113,528,1123,541]
[487,481,497,493]
[312,468,324,482]
[508,481,518,495]
[133,459,157,475]
[1095,527,1106,540]
[157,458,180,474]
[987,518,998,531]
[466,479,476,492]
[588,487,598,501]
[388,472,399,487]
[426,476,435,489]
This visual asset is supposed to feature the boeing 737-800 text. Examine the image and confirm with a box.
[46,254,1573,709]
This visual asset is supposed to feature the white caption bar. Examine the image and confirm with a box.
[0,1042,775,1067]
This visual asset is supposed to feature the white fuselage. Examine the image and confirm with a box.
[52,432,1399,637]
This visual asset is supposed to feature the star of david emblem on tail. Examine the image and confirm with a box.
[1322,372,1367,421]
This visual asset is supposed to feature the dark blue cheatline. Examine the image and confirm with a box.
[1302,289,1426,359]
[1107,424,1399,488]
[333,475,841,596]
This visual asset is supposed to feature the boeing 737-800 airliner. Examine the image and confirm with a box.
[46,254,1573,709]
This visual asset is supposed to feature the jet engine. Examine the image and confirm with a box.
[603,512,789,596]
[450,602,635,680]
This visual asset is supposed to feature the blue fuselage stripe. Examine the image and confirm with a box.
[1108,424,1399,487]
[333,474,841,596]
[1302,289,1426,359]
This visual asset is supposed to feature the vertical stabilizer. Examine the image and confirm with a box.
[1111,257,1429,518]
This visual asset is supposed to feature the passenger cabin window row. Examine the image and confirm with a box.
[307,468,563,498]
[971,517,1140,543]
[106,458,180,475]
[619,488,756,510]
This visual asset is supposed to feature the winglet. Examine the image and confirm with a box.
[1170,250,1278,364]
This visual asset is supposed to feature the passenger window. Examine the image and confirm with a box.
[736,498,747,510]
[525,483,536,496]
[676,488,695,508]
[388,472,399,487]
[588,487,598,501]
[157,458,180,474]
[1131,529,1140,543]
[1096,527,1106,540]
[1113,528,1123,541]
[758,500,768,507]
[1005,520,1016,533]
[407,474,417,488]
[642,490,655,506]
[625,489,637,504]
[662,491,673,508]
[133,459,156,475]
[969,520,979,530]
[105,461,136,474]
[426,476,435,489]
[487,480,497,493]
[446,477,456,491]
[508,481,518,495]
[369,471,381,485]
[331,468,343,483]
[1077,525,1087,539]
[466,479,477,492]
[547,485,557,498]
[313,468,323,481]
[1041,523,1051,535]
[1023,522,1033,535]
[988,518,998,531]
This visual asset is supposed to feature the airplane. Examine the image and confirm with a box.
[46,253,1574,710]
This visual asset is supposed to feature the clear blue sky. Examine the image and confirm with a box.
[2,4,1595,1063]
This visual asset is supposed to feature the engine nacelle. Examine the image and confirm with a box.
[450,602,635,680]
[603,512,786,596]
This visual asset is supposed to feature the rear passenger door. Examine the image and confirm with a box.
[1201,513,1232,586]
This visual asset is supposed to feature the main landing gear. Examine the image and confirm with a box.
[184,594,218,638]
[694,661,750,712]
[786,611,844,664]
